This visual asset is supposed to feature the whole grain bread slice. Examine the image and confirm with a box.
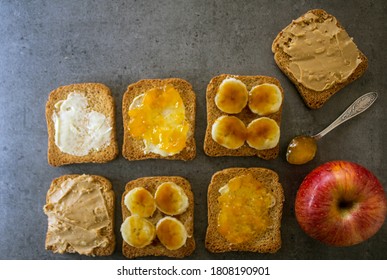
[44,174,116,256]
[46,83,118,166]
[122,176,195,258]
[204,74,284,159]
[205,167,284,253]
[122,78,196,161]
[272,9,368,109]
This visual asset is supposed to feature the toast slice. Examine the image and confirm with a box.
[43,174,115,256]
[204,74,283,159]
[121,176,195,258]
[122,78,196,161]
[46,83,118,166]
[205,167,284,253]
[272,9,368,109]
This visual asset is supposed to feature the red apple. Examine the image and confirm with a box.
[295,161,387,246]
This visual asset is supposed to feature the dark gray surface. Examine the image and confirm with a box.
[0,0,386,260]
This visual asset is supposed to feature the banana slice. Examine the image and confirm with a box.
[248,83,282,115]
[211,116,247,149]
[215,78,248,114]
[124,187,156,218]
[121,215,156,248]
[246,117,280,150]
[154,182,189,215]
[156,216,187,250]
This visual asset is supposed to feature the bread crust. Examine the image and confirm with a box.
[205,167,284,253]
[204,74,284,159]
[46,83,118,166]
[44,174,116,256]
[272,9,368,109]
[121,176,195,258]
[122,78,196,161]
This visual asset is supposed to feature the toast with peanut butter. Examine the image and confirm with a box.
[43,174,115,256]
[121,176,195,258]
[272,9,368,109]
[46,83,118,166]
[205,167,284,253]
[204,74,284,159]
[122,78,196,161]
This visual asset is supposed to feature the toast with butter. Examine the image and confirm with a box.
[121,176,195,258]
[46,83,118,166]
[272,9,368,109]
[204,74,284,159]
[205,167,284,253]
[43,174,115,256]
[122,78,196,161]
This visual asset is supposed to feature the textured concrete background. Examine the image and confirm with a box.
[0,0,386,259]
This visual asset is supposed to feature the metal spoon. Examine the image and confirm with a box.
[286,91,379,165]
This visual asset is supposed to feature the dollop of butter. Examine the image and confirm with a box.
[274,12,362,91]
[52,92,112,156]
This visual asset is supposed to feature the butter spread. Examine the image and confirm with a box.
[274,12,362,91]
[43,175,111,255]
[52,92,112,156]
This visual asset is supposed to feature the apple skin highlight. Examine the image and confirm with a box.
[295,161,387,247]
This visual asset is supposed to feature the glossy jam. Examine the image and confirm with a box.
[286,135,317,165]
[217,174,274,244]
[128,84,188,155]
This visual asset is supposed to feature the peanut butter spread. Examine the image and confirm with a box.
[43,175,111,255]
[274,12,362,91]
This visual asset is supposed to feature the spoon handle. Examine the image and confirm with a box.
[313,92,378,141]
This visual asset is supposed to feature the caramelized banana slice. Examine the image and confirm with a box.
[154,182,189,215]
[156,216,188,250]
[248,83,282,115]
[246,117,280,150]
[215,78,248,114]
[121,215,156,248]
[124,187,156,218]
[211,116,247,149]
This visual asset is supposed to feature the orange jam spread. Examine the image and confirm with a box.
[286,135,317,165]
[128,84,189,156]
[217,174,274,244]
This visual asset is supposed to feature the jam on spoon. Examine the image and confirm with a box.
[286,92,378,165]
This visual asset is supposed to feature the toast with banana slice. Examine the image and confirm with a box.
[204,74,284,159]
[121,176,195,258]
